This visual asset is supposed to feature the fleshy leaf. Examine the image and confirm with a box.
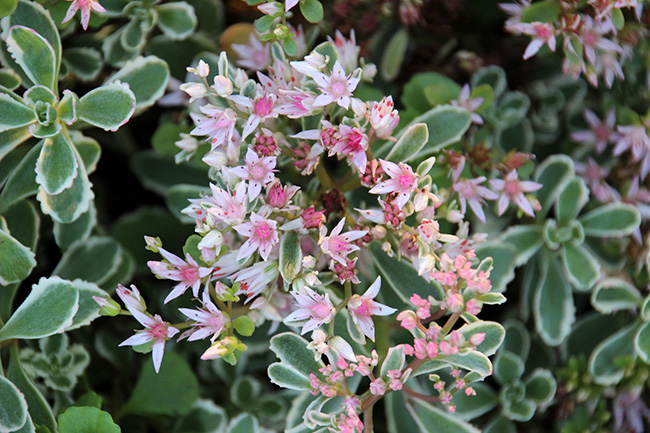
[457,321,505,356]
[500,225,543,267]
[533,253,575,346]
[68,279,107,331]
[451,382,498,421]
[53,203,97,250]
[394,105,470,156]
[57,406,120,433]
[561,241,600,291]
[279,230,302,284]
[58,90,77,124]
[0,374,28,432]
[0,126,31,162]
[501,320,530,361]
[416,350,492,378]
[494,351,525,384]
[227,413,260,433]
[406,398,481,433]
[579,203,640,237]
[267,363,311,390]
[380,346,405,379]
[269,333,325,380]
[52,236,123,286]
[0,276,79,342]
[525,369,556,405]
[6,25,57,90]
[591,278,642,314]
[0,141,41,212]
[635,321,650,364]
[106,56,170,110]
[385,123,428,163]
[475,242,517,292]
[521,0,562,23]
[77,81,136,131]
[156,2,197,40]
[4,0,61,68]
[502,396,536,422]
[0,93,35,131]
[0,228,36,285]
[300,0,323,23]
[62,47,103,81]
[0,0,17,18]
[534,155,574,220]
[380,28,408,82]
[589,324,636,386]
[3,200,39,252]
[494,91,530,129]
[35,132,79,195]
[556,176,589,226]
[483,415,516,433]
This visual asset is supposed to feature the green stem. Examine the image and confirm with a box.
[315,159,333,190]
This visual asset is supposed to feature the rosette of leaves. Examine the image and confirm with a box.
[497,156,640,346]
[100,0,197,66]
[19,334,90,392]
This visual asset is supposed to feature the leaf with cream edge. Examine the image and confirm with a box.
[533,252,575,346]
[457,321,505,356]
[0,93,35,131]
[591,278,642,314]
[0,375,28,432]
[268,363,311,390]
[579,203,641,237]
[397,105,471,156]
[555,177,589,226]
[380,28,409,82]
[380,345,405,379]
[5,25,57,90]
[0,276,79,342]
[106,56,170,110]
[53,236,123,286]
[534,155,575,221]
[77,81,136,131]
[68,279,108,331]
[385,123,429,163]
[269,333,325,385]
[500,225,543,267]
[525,369,556,405]
[589,324,637,386]
[0,228,36,285]
[156,2,198,40]
[279,230,302,284]
[561,241,600,291]
[635,321,650,364]
[415,350,493,378]
[35,133,79,195]
[406,398,481,433]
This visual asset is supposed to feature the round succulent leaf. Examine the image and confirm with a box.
[588,324,637,386]
[106,56,170,110]
[385,122,428,163]
[406,398,480,433]
[561,241,600,291]
[29,121,61,139]
[475,241,517,292]
[120,19,147,52]
[502,396,536,422]
[267,362,311,390]
[534,155,575,221]
[227,413,260,433]
[501,320,531,361]
[471,65,507,97]
[230,375,261,408]
[233,315,255,337]
[77,81,136,131]
[3,199,40,251]
[499,224,543,267]
[5,0,62,67]
[164,184,208,223]
[175,399,228,433]
[0,126,31,163]
[70,131,101,174]
[642,295,650,322]
[279,230,302,284]
[57,90,77,125]
[524,368,556,405]
[555,176,589,227]
[635,321,650,364]
[102,27,137,67]
[22,85,57,106]
[369,242,444,302]
[380,345,405,379]
[567,311,629,358]
[35,132,79,195]
[57,406,120,433]
[68,279,108,331]
[380,28,408,82]
[0,93,35,131]
[0,141,42,215]
[62,48,103,82]
[0,0,17,18]
[402,72,460,113]
[0,68,21,90]
[156,2,197,40]
[494,350,525,385]
[482,415,516,433]
[451,382,498,421]
[0,276,79,342]
[0,374,28,432]
[299,0,323,23]
[0,228,36,285]
[591,278,642,314]
[533,252,575,346]
[494,91,530,129]
[52,236,122,286]
[579,203,640,238]
[457,321,505,356]
[269,333,325,380]
[53,202,97,250]
[416,350,492,379]
[124,352,199,416]
[520,0,562,22]
[6,26,57,90]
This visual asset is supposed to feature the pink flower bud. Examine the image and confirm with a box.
[469,332,486,346]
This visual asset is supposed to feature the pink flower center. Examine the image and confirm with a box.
[504,180,521,196]
[331,81,348,98]
[253,96,273,117]
[310,302,332,319]
[149,323,168,340]
[180,266,199,282]
[329,237,349,253]
[583,31,597,47]
[250,164,266,180]
[398,174,416,189]
[595,125,609,141]
[353,299,371,317]
[254,222,274,240]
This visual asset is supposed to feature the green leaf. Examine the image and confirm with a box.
[471,66,507,98]
[494,351,525,384]
[561,241,600,291]
[534,155,575,220]
[77,82,136,131]
[457,321,505,356]
[107,56,170,110]
[612,7,625,29]
[299,0,323,23]
[501,320,530,361]
[0,93,35,131]
[520,0,562,23]
[369,242,444,303]
[35,133,79,195]
[3,200,39,251]
[176,399,228,433]
[62,47,103,81]
[525,369,556,405]
[125,352,199,416]
[255,15,275,33]
[233,316,255,337]
[5,0,61,69]
[635,321,650,364]
[0,142,41,212]
[0,276,79,342]
[556,177,589,226]
[283,37,298,57]
[227,413,259,433]
[589,324,636,385]
[533,253,575,346]
[380,346,405,379]
[0,374,28,432]
[0,0,17,18]
[494,91,530,129]
[474,242,517,292]
[483,415,516,433]
[313,42,339,70]
[58,90,77,125]
[385,123,428,163]
[268,363,311,390]
[380,28,408,82]
[269,333,325,379]
[68,279,107,331]
[0,126,31,162]
[53,203,97,250]
[120,20,147,52]
[280,230,302,283]
[642,295,650,321]
[500,225,543,267]
[6,25,57,90]
[452,382,498,421]
[156,2,197,40]
[37,144,93,223]
[0,228,36,285]
[417,350,492,378]
[230,375,261,408]
[502,396,536,422]
[133,152,209,194]
[406,398,480,433]
[71,132,102,174]
[58,406,120,433]
[385,391,420,433]
[579,203,641,237]
[164,184,207,223]
[53,237,123,286]
[591,278,641,314]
